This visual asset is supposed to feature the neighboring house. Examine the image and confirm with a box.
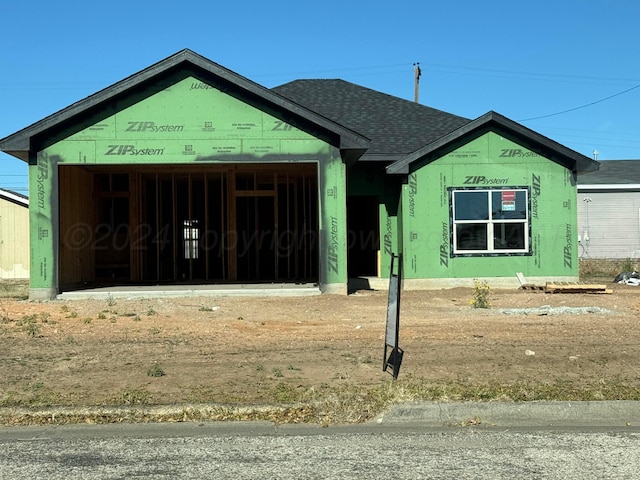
[577,160,640,260]
[0,50,598,300]
[0,189,29,279]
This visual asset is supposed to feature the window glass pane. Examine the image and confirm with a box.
[456,223,487,250]
[493,223,525,249]
[454,191,488,220]
[491,191,527,219]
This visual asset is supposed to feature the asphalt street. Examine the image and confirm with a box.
[1,419,640,479]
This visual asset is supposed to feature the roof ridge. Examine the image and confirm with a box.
[273,78,471,157]
[275,78,469,118]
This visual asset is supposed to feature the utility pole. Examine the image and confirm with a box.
[413,62,421,103]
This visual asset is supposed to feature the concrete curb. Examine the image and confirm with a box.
[377,401,640,427]
[3,401,640,428]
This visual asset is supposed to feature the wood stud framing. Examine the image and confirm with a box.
[58,164,318,288]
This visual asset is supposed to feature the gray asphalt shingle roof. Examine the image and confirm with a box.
[577,159,640,185]
[272,79,598,175]
[272,79,470,160]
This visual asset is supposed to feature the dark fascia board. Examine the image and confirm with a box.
[360,153,406,162]
[386,111,599,175]
[0,49,370,162]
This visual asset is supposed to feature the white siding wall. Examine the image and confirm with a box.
[0,197,30,279]
[577,191,640,259]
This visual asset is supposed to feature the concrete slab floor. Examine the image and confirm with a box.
[57,283,322,300]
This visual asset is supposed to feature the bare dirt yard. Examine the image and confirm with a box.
[1,279,640,424]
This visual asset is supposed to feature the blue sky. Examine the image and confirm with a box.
[2,0,639,195]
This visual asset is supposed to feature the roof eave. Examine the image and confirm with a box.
[0,50,193,156]
[0,150,29,162]
[0,189,29,207]
[387,111,599,175]
[0,49,370,159]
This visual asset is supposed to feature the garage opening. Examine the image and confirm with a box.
[59,164,319,289]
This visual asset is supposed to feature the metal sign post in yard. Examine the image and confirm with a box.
[383,253,403,379]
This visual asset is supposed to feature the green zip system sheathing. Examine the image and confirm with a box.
[29,75,349,298]
[400,132,578,285]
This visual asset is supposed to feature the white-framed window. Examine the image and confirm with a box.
[450,187,530,255]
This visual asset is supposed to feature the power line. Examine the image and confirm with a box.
[424,62,640,84]
[238,63,410,82]
[8,61,635,87]
[2,59,640,150]
[282,62,409,76]
[519,83,640,122]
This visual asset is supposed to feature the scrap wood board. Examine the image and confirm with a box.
[544,282,611,294]
[516,272,545,291]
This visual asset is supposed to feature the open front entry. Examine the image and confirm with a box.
[59,164,319,289]
[347,195,380,277]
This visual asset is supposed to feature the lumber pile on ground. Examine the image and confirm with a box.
[516,273,611,294]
